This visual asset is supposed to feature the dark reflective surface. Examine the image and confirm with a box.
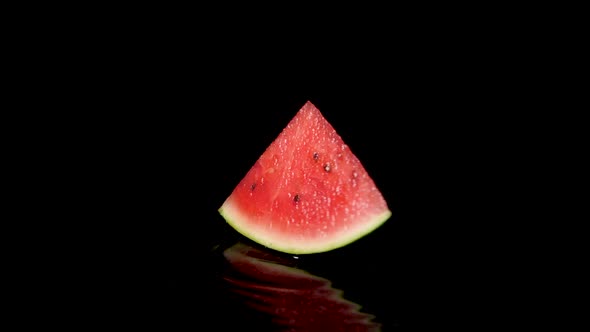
[221,241,382,331]
[148,224,408,331]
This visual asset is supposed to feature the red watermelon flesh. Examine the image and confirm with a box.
[219,101,391,254]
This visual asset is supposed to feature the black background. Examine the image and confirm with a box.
[24,10,531,330]
[76,69,503,330]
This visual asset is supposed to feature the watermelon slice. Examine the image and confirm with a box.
[219,101,391,254]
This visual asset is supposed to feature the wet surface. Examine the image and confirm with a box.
[220,241,383,331]
[148,229,409,331]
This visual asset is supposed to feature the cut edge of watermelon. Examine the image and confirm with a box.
[219,200,392,255]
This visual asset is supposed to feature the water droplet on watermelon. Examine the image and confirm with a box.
[324,163,331,172]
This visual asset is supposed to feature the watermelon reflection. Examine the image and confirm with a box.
[222,242,382,331]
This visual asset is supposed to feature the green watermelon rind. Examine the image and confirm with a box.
[219,200,392,255]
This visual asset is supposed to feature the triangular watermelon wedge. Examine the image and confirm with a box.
[219,101,391,254]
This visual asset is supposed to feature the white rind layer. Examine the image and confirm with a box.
[219,198,392,255]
